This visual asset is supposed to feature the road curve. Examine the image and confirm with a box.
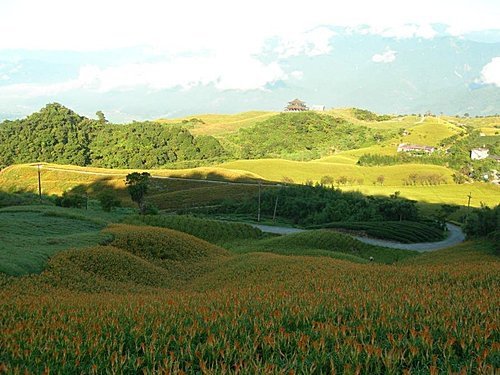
[251,223,465,252]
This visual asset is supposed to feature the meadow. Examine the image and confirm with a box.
[1,220,498,373]
[157,111,277,136]
[0,206,112,275]
[1,161,499,215]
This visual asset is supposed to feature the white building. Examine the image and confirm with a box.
[311,105,326,111]
[470,148,489,160]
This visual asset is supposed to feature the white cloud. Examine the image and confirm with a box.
[1,0,499,53]
[0,55,288,97]
[372,49,397,63]
[275,27,335,58]
[480,57,500,87]
[364,23,437,39]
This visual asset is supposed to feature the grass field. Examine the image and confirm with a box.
[0,206,113,275]
[226,229,419,264]
[399,117,462,146]
[219,159,455,186]
[156,111,277,136]
[1,162,498,211]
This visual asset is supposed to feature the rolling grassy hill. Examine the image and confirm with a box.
[156,111,276,136]
[1,162,499,210]
[1,109,499,373]
[218,159,455,186]
[1,210,498,373]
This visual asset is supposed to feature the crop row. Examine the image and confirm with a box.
[1,258,498,373]
[312,221,444,243]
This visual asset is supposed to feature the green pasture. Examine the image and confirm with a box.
[218,159,454,185]
[0,206,113,276]
[156,111,276,136]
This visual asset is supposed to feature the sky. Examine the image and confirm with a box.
[1,0,500,122]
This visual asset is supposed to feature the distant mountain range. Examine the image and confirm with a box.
[0,34,499,122]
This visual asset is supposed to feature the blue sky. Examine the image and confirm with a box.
[1,0,500,122]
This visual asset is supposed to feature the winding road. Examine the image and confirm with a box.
[251,223,465,252]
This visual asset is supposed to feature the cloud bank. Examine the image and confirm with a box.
[372,49,397,63]
[480,57,500,87]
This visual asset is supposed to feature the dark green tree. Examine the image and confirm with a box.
[125,172,151,214]
[96,110,108,124]
[98,190,121,212]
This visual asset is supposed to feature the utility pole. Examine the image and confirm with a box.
[257,182,261,222]
[272,195,279,222]
[467,192,472,211]
[37,164,42,204]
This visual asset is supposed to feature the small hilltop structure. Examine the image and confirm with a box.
[284,99,309,112]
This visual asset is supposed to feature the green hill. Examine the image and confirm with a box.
[103,224,230,262]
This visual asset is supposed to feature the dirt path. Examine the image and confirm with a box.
[252,223,465,252]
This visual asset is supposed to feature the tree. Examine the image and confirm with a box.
[96,110,108,124]
[98,190,121,212]
[125,172,151,214]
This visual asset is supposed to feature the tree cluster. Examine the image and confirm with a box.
[0,103,225,170]
[214,184,419,225]
[351,108,392,122]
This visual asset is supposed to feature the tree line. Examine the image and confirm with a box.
[0,103,225,170]
[212,184,420,225]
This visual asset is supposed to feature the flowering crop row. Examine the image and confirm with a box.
[1,245,498,373]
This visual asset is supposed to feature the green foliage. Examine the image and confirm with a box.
[464,204,500,239]
[122,214,262,244]
[309,221,445,243]
[95,110,107,124]
[358,153,450,167]
[229,112,397,160]
[0,103,225,169]
[54,192,87,209]
[351,108,392,121]
[213,184,419,225]
[125,172,150,213]
[90,122,225,168]
[0,103,97,167]
[97,190,121,212]
[0,191,53,207]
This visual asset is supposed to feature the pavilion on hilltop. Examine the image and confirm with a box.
[285,99,309,112]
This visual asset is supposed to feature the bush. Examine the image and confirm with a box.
[98,191,121,212]
[54,192,87,208]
